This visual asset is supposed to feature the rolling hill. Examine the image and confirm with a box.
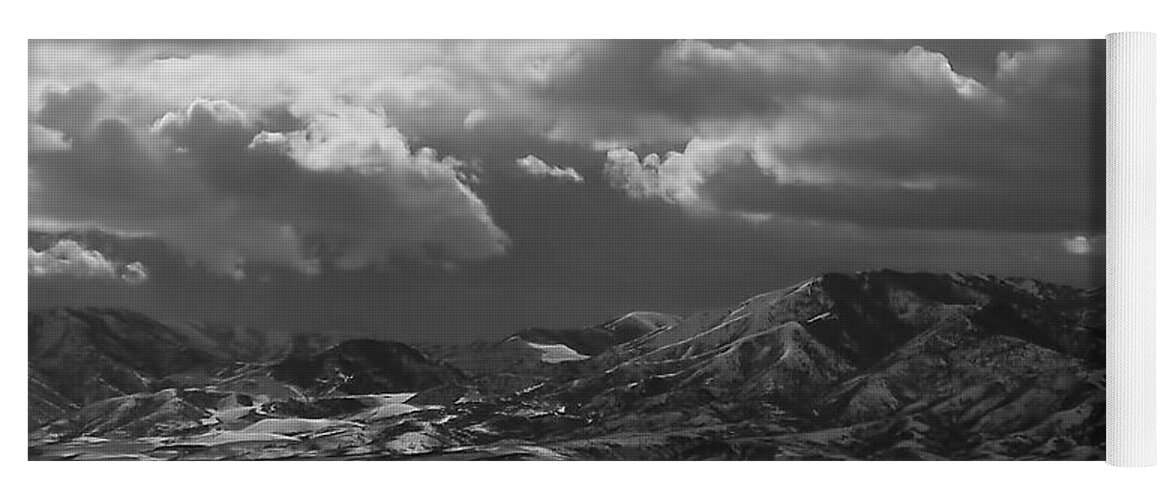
[29,271,1105,460]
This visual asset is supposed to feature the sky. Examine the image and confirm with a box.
[27,39,1105,343]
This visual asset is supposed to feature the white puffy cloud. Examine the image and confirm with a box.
[513,155,584,183]
[28,239,148,284]
[122,262,149,284]
[250,104,511,268]
[27,40,1008,164]
[29,124,69,154]
[152,98,254,149]
[891,46,998,101]
[600,41,1101,234]
[1062,235,1103,256]
[24,40,1016,156]
[603,138,744,210]
[27,39,1103,276]
[30,92,509,277]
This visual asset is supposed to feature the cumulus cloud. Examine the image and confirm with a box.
[513,155,584,183]
[1062,235,1103,256]
[29,239,148,284]
[27,39,1104,281]
[30,89,509,277]
[249,103,511,268]
[607,131,1101,233]
[603,139,744,210]
[152,98,255,150]
[122,262,149,284]
[600,41,1102,234]
[34,82,108,141]
[1063,236,1091,255]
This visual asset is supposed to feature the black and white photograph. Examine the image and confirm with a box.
[27,38,1110,461]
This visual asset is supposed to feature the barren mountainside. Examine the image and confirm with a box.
[29,271,1105,460]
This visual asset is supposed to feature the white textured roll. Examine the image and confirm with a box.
[1106,32,1156,467]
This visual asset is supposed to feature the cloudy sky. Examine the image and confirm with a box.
[27,39,1104,342]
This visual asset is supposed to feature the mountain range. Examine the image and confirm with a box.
[28,270,1106,460]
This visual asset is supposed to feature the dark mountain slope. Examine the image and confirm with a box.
[541,271,1104,454]
[419,311,680,398]
[28,366,78,429]
[28,308,228,405]
[272,339,466,396]
[427,311,680,375]
[29,271,1105,460]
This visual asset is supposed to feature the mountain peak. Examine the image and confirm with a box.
[30,271,1105,460]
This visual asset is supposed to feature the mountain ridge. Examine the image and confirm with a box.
[29,270,1106,460]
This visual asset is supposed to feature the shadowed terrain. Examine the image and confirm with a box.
[29,270,1105,460]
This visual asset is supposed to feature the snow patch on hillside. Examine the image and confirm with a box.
[526,342,589,363]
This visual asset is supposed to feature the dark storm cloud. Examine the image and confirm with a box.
[30,88,511,278]
[702,169,1101,233]
[28,40,1105,340]
[35,82,108,140]
[603,40,1103,235]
